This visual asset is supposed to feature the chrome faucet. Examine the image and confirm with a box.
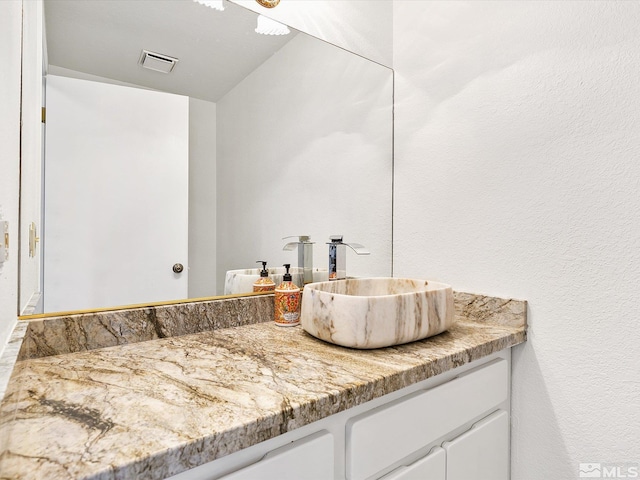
[283,235,315,284]
[327,235,370,280]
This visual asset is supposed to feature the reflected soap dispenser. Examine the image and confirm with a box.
[274,264,301,327]
[253,261,276,293]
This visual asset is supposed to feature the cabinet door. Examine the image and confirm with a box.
[219,430,334,480]
[444,410,509,480]
[378,447,446,480]
[346,359,508,480]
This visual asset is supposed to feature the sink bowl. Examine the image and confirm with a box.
[224,267,303,295]
[224,268,329,295]
[300,278,454,349]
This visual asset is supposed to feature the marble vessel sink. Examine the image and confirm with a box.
[300,278,454,349]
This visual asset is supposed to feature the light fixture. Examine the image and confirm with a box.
[256,0,280,7]
[138,50,179,74]
[255,15,290,35]
[193,0,224,11]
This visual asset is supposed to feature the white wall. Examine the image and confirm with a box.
[393,1,640,478]
[231,0,392,67]
[217,33,393,292]
[189,98,217,298]
[0,0,23,353]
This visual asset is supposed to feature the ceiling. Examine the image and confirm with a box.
[44,0,297,102]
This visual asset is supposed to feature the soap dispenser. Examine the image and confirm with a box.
[274,264,301,327]
[253,261,276,293]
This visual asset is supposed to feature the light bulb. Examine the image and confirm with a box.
[193,0,224,12]
[255,15,290,35]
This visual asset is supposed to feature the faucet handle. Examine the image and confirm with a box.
[345,243,370,255]
[283,235,312,242]
[327,235,370,255]
[283,235,313,251]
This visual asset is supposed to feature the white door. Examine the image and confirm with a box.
[44,75,189,312]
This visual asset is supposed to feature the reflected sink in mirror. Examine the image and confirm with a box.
[224,268,329,295]
[301,278,454,349]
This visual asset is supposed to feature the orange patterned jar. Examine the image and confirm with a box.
[274,264,301,326]
[253,276,275,292]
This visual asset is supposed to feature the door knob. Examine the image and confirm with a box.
[173,263,184,273]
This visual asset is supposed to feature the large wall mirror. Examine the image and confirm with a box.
[20,0,393,316]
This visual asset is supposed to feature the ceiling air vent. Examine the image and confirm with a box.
[138,50,179,74]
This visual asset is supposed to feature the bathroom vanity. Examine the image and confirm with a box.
[0,292,526,479]
[172,352,510,480]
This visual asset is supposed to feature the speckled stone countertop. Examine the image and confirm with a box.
[0,293,526,480]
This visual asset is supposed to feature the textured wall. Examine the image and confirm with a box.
[0,1,22,355]
[393,1,640,478]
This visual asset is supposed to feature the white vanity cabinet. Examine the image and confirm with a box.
[377,410,509,480]
[172,430,336,480]
[168,351,511,480]
[219,431,334,480]
[346,358,508,480]
[378,447,447,480]
[444,410,509,480]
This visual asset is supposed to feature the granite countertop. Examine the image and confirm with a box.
[0,293,526,480]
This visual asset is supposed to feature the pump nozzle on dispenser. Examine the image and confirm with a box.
[282,263,292,282]
[253,260,275,292]
[257,260,269,277]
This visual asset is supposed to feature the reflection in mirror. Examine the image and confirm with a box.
[24,0,393,315]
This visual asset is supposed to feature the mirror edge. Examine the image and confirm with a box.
[18,290,274,320]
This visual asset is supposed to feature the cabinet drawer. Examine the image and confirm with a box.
[220,430,334,480]
[346,358,508,480]
[444,409,509,480]
[378,447,446,480]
